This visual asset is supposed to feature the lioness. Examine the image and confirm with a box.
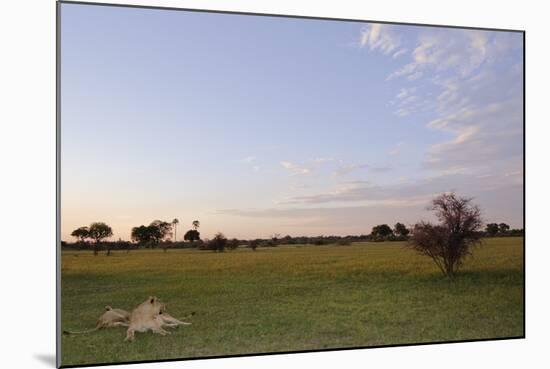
[125,296,168,341]
[157,307,195,328]
[63,306,130,335]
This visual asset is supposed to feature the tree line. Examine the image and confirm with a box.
[64,193,523,279]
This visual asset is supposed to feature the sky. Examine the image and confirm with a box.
[60,3,524,241]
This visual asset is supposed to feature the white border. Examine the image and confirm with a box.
[2,1,549,368]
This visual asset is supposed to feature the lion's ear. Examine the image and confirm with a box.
[105,305,112,311]
[150,297,156,304]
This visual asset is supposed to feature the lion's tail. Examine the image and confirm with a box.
[180,311,196,320]
[62,326,101,335]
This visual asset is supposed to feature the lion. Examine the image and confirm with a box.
[63,305,130,335]
[124,296,169,341]
[156,306,195,329]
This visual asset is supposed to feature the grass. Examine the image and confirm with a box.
[60,237,524,366]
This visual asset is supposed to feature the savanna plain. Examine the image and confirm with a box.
[61,237,523,366]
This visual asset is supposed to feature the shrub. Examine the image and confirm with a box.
[408,193,483,278]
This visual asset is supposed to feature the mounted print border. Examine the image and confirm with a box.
[57,1,525,367]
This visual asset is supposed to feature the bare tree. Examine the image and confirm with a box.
[408,193,483,278]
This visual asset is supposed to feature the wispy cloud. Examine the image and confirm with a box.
[389,142,404,156]
[372,26,523,178]
[279,170,521,206]
[359,24,405,56]
[240,156,256,164]
[279,157,335,176]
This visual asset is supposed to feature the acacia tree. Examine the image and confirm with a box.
[131,225,152,245]
[485,223,499,236]
[499,223,510,234]
[88,222,113,256]
[394,222,410,239]
[409,193,483,278]
[71,226,89,244]
[371,224,393,241]
[148,220,172,252]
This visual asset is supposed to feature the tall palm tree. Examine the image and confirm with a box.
[172,218,179,241]
[192,220,200,231]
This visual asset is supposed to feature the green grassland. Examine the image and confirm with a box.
[60,237,524,366]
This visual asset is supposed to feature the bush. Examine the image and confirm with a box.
[408,193,483,278]
[248,239,259,251]
[207,233,227,252]
[227,239,240,251]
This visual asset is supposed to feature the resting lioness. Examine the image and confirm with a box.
[157,307,195,329]
[63,306,130,335]
[124,296,168,341]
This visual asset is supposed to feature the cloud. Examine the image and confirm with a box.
[389,142,404,156]
[386,29,501,81]
[279,170,521,207]
[280,161,311,175]
[379,27,522,177]
[279,157,335,176]
[359,24,402,55]
[332,163,391,177]
[240,156,256,163]
[392,48,407,59]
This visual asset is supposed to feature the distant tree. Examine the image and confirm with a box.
[148,220,172,252]
[371,224,393,240]
[282,235,293,244]
[208,232,227,252]
[394,222,410,238]
[192,220,200,230]
[249,239,259,251]
[131,225,152,245]
[71,226,89,243]
[184,229,201,242]
[409,193,483,278]
[172,218,179,241]
[269,233,281,246]
[88,222,113,256]
[485,223,499,237]
[227,238,240,251]
[498,223,510,234]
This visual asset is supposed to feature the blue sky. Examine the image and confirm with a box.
[61,3,523,240]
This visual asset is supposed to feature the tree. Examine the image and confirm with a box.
[408,193,483,278]
[394,222,410,238]
[172,218,179,241]
[485,223,499,236]
[208,232,227,252]
[71,226,89,243]
[498,223,510,234]
[148,220,172,252]
[192,220,200,230]
[227,238,240,251]
[131,225,152,245]
[371,224,393,241]
[184,229,201,242]
[88,222,113,256]
[249,239,259,251]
